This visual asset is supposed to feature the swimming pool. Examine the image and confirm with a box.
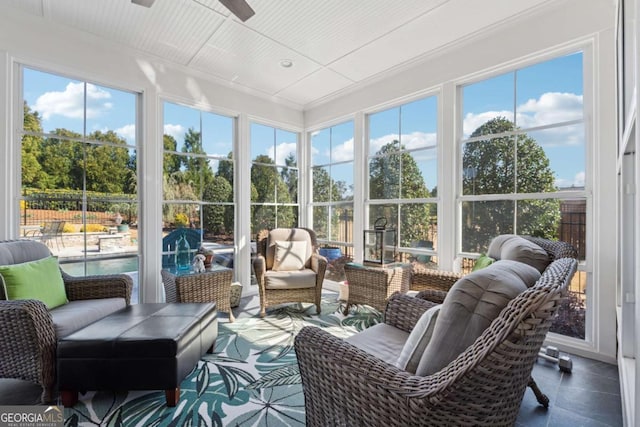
[61,256,140,303]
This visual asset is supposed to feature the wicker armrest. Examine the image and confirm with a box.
[252,255,266,286]
[384,292,439,333]
[411,268,462,293]
[62,272,133,305]
[415,289,448,304]
[295,326,447,424]
[310,253,327,277]
[0,299,56,403]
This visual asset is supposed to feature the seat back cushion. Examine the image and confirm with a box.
[0,256,68,309]
[415,260,541,376]
[266,229,312,270]
[487,234,550,273]
[394,304,441,373]
[272,240,307,271]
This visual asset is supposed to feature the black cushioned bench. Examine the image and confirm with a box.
[57,303,218,407]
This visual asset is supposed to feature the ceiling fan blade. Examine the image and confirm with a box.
[219,0,255,22]
[131,0,156,7]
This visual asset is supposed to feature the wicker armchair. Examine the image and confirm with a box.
[253,228,327,317]
[0,240,132,403]
[411,235,579,295]
[295,256,578,426]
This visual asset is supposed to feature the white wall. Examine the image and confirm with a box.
[0,6,303,303]
[305,0,618,363]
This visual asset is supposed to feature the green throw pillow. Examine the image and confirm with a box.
[472,254,495,271]
[0,256,68,309]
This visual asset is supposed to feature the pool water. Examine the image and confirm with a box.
[61,257,140,303]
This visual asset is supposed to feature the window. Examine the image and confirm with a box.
[162,102,235,269]
[250,123,299,234]
[367,96,438,267]
[310,121,354,281]
[20,67,139,301]
[460,52,587,339]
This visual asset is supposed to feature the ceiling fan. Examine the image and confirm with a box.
[131,0,255,22]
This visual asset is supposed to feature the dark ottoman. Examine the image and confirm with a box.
[57,303,218,407]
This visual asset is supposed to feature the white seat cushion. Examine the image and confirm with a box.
[264,268,317,289]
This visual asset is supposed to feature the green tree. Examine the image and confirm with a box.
[311,167,345,240]
[40,129,85,190]
[163,134,182,177]
[202,175,233,234]
[462,116,560,252]
[21,103,48,189]
[369,140,431,246]
[251,155,295,230]
[85,130,133,193]
[181,128,214,197]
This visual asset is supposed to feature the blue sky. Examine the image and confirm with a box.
[23,50,584,192]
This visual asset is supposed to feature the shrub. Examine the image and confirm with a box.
[174,213,189,227]
[62,223,77,233]
[80,224,106,233]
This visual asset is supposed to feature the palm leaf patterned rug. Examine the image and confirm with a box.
[62,298,381,426]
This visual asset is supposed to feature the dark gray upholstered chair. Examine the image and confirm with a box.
[295,236,578,426]
[0,240,132,403]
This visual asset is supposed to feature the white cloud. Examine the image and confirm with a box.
[164,124,185,142]
[33,82,112,120]
[573,171,585,187]
[332,137,354,162]
[555,171,585,189]
[116,124,136,142]
[369,131,437,155]
[268,142,297,166]
[463,92,583,143]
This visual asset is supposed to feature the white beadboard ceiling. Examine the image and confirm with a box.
[4,0,554,108]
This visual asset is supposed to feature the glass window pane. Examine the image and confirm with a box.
[369,154,401,199]
[275,129,297,167]
[519,126,585,192]
[368,205,399,231]
[203,202,234,240]
[312,166,332,202]
[461,200,515,252]
[311,128,330,166]
[515,199,562,240]
[400,151,432,199]
[516,52,583,129]
[38,138,85,191]
[85,84,136,146]
[550,270,587,339]
[462,136,516,195]
[251,123,275,163]
[330,205,354,243]
[313,206,329,240]
[400,96,437,150]
[163,153,200,201]
[399,203,437,249]
[202,112,233,157]
[331,163,354,201]
[24,69,85,135]
[332,121,354,162]
[276,206,298,229]
[462,73,515,138]
[163,202,201,231]
[164,102,199,147]
[369,107,399,156]
[278,167,297,203]
[251,205,276,234]
[251,164,276,203]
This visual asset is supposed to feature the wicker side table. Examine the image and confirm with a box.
[161,267,235,322]
[343,262,412,314]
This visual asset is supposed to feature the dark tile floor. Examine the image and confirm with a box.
[233,292,623,427]
[517,353,622,426]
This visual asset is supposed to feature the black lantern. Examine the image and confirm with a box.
[363,217,397,266]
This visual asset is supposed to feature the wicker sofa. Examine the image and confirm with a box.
[0,239,133,403]
[294,236,578,426]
